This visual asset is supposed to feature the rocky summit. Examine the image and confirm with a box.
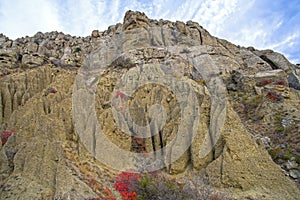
[0,10,300,200]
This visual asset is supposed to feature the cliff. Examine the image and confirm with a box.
[0,10,299,200]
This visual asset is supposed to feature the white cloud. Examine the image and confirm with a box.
[267,32,299,50]
[0,0,62,38]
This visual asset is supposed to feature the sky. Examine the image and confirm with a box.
[0,0,299,64]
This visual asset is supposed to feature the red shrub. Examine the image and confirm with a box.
[115,90,126,101]
[114,171,140,200]
[266,91,281,101]
[259,79,272,86]
[49,88,57,94]
[274,80,286,86]
[1,131,14,145]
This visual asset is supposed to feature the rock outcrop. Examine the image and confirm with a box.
[0,11,299,200]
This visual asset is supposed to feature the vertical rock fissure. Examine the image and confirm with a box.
[220,147,225,184]
[42,100,47,115]
[198,29,203,45]
[53,166,58,198]
[149,120,156,156]
[115,32,124,59]
[10,83,16,112]
[151,133,156,155]
[25,73,28,90]
[92,123,96,157]
[160,27,166,46]
[0,90,3,122]
[171,30,179,45]
[159,130,164,157]
[148,29,156,46]
[8,83,14,117]
[47,106,51,114]
[209,127,216,160]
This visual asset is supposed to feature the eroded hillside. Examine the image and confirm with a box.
[0,10,299,200]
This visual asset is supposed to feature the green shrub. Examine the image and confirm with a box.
[275,126,284,132]
[283,153,293,161]
[274,115,282,123]
[268,147,282,160]
[130,173,231,200]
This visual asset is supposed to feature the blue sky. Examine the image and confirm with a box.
[0,0,299,64]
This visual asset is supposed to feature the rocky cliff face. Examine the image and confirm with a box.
[0,10,299,200]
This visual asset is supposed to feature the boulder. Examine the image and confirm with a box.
[0,50,19,69]
[288,71,300,90]
[91,30,100,38]
[123,10,150,30]
[25,42,38,53]
[254,49,295,72]
[21,53,46,67]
